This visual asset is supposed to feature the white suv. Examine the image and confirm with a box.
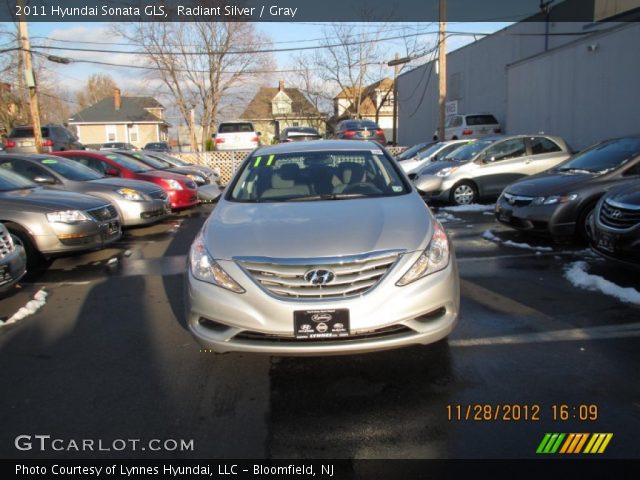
[214,121,260,151]
[433,113,501,141]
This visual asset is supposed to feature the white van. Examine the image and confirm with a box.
[433,113,501,141]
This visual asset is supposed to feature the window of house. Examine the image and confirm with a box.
[292,122,299,127]
[129,126,138,143]
[105,125,117,142]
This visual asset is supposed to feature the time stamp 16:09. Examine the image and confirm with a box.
[446,404,599,422]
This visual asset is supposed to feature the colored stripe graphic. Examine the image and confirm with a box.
[538,433,613,454]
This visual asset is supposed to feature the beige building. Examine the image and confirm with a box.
[68,89,169,149]
[240,81,325,144]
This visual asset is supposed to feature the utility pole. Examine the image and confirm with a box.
[437,0,447,142]
[189,107,197,152]
[392,53,399,145]
[17,8,43,153]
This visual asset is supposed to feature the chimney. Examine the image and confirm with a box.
[278,80,284,92]
[113,88,121,111]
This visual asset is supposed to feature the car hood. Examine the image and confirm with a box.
[138,170,187,182]
[0,187,108,212]
[505,172,595,196]
[87,178,163,194]
[167,166,203,177]
[418,160,460,175]
[204,194,433,260]
[606,183,640,207]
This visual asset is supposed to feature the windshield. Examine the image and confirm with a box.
[124,152,172,170]
[229,150,410,202]
[104,153,153,173]
[396,143,430,161]
[445,140,493,162]
[38,157,104,181]
[0,168,38,191]
[557,138,640,174]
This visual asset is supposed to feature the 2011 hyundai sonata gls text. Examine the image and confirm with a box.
[185,140,460,355]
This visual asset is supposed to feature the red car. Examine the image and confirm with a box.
[54,151,199,210]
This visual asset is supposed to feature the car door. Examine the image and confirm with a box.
[473,138,529,196]
[527,136,570,173]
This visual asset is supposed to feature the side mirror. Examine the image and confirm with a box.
[33,175,56,185]
[105,168,120,177]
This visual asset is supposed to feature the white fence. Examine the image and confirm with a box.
[173,146,407,186]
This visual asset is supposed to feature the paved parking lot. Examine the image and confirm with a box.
[1,202,638,459]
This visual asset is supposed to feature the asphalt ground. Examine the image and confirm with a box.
[0,201,639,460]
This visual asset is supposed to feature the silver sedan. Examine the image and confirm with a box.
[185,140,459,355]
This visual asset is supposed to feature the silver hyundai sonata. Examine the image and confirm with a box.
[185,140,459,355]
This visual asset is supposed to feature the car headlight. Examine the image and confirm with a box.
[436,166,459,177]
[46,210,92,224]
[116,187,145,201]
[396,221,450,286]
[187,174,206,184]
[164,179,184,191]
[189,231,245,293]
[532,193,578,205]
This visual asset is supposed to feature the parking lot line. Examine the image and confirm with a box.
[460,279,552,320]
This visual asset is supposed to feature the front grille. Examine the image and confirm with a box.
[237,251,400,299]
[502,192,535,207]
[234,324,414,343]
[0,229,14,259]
[149,189,168,201]
[600,201,640,229]
[87,204,118,222]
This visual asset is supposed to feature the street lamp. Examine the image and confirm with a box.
[387,56,411,146]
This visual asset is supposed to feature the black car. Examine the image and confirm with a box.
[588,183,640,266]
[334,119,386,144]
[496,136,640,241]
[278,127,322,143]
[143,142,172,152]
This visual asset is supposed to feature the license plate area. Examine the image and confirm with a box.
[498,209,512,222]
[294,309,350,339]
[596,231,617,253]
[106,220,120,235]
[0,264,9,286]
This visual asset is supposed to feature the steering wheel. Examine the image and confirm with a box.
[342,182,383,195]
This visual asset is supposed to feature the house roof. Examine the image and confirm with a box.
[334,78,394,100]
[241,87,322,120]
[68,97,168,124]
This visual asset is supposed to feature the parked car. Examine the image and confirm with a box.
[143,142,171,152]
[0,154,170,227]
[496,136,640,241]
[400,140,469,178]
[142,150,221,185]
[334,119,387,144]
[0,222,27,294]
[394,142,436,163]
[0,168,121,268]
[432,113,501,141]
[4,124,84,153]
[213,121,260,151]
[185,140,460,355]
[278,127,322,143]
[100,142,138,151]
[115,150,221,203]
[54,150,199,210]
[588,183,640,267]
[413,135,572,205]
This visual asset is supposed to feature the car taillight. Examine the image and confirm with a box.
[4,140,16,148]
[494,128,502,133]
[343,130,356,138]
[215,137,225,144]
[42,139,54,147]
[251,136,259,142]
[462,129,473,136]
[375,129,384,136]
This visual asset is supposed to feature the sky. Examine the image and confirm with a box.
[10,21,513,124]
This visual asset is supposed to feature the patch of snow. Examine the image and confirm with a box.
[466,225,474,228]
[442,203,496,213]
[482,230,553,252]
[2,288,48,326]
[107,257,118,266]
[482,230,501,242]
[435,212,461,224]
[482,211,495,216]
[124,250,132,257]
[564,261,640,305]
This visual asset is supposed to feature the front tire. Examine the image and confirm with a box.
[450,181,478,206]
[7,227,43,271]
[576,202,597,244]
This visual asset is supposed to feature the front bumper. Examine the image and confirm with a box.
[0,245,27,293]
[197,184,222,203]
[495,197,576,237]
[168,189,199,209]
[32,219,122,256]
[589,216,640,267]
[119,198,171,226]
[413,175,452,202]
[186,255,460,355]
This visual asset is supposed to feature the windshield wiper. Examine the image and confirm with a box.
[281,193,370,202]
[558,168,594,174]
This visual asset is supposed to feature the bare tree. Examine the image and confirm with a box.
[113,20,273,150]
[75,74,119,109]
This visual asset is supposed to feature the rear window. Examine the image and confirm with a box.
[465,115,499,126]
[342,120,378,130]
[218,123,254,133]
[9,127,51,138]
